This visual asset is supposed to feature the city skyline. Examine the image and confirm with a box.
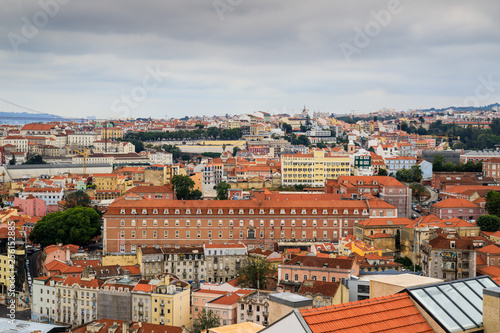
[1,1,500,119]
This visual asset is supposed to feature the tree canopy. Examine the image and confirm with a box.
[215,181,231,200]
[171,175,201,200]
[64,190,91,210]
[377,168,388,176]
[193,308,220,333]
[23,154,46,164]
[29,207,101,248]
[238,257,275,289]
[395,165,422,183]
[476,215,500,232]
[485,191,500,217]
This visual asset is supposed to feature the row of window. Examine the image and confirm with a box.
[121,229,349,239]
[120,208,365,215]
[119,218,353,227]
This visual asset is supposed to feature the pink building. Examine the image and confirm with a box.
[43,244,79,266]
[278,255,359,293]
[13,195,47,217]
[192,289,253,327]
[429,198,483,221]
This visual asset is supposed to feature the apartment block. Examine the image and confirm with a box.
[281,149,351,187]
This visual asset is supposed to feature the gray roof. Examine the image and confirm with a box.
[406,275,498,332]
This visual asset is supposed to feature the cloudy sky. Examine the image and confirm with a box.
[1,0,500,119]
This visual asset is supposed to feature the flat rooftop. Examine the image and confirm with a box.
[368,273,443,287]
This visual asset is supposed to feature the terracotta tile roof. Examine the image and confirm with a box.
[59,277,104,289]
[209,292,240,306]
[477,244,500,255]
[477,266,500,278]
[72,318,182,333]
[132,282,155,293]
[356,217,414,227]
[285,255,354,270]
[300,293,433,333]
[298,280,340,298]
[432,198,479,209]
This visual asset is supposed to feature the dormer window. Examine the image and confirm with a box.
[270,220,274,227]
[186,209,191,214]
[333,209,338,214]
[152,209,158,214]
[291,209,296,214]
[120,209,126,214]
[196,209,202,214]
[239,209,245,214]
[249,209,254,214]
[343,209,349,214]
[142,209,148,214]
[208,209,213,214]
[280,209,286,214]
[131,209,137,214]
[259,209,265,214]
[322,209,328,214]
[163,209,169,214]
[312,209,317,214]
[301,209,307,214]
[229,209,234,214]
[174,209,180,214]
[354,210,359,215]
[218,209,224,214]
[269,209,275,214]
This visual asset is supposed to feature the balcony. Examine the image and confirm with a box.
[247,310,253,316]
[280,279,301,286]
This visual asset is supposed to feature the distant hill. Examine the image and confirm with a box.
[418,103,500,113]
[0,111,83,124]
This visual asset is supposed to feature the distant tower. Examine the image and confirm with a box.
[348,140,355,154]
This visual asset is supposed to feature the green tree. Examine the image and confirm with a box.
[238,258,275,289]
[377,168,388,176]
[171,175,195,200]
[8,154,16,165]
[395,256,413,268]
[129,139,144,153]
[215,181,231,200]
[443,161,456,172]
[28,207,101,248]
[193,308,220,333]
[476,215,500,232]
[485,191,500,217]
[316,142,327,149]
[189,189,203,200]
[233,146,241,156]
[432,154,445,172]
[410,184,428,201]
[23,154,46,164]
[64,190,91,210]
[410,165,423,182]
[282,123,293,134]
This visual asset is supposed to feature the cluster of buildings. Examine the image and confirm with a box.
[8,105,500,332]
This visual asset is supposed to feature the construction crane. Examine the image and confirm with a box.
[74,148,90,174]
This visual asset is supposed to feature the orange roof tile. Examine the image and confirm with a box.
[300,293,433,333]
[432,198,479,209]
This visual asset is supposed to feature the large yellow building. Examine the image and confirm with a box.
[281,149,351,187]
[96,127,123,140]
[151,275,191,327]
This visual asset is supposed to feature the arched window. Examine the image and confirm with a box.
[248,229,255,239]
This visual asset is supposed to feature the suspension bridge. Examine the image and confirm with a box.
[0,98,83,124]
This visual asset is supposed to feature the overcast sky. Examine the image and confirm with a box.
[1,0,500,119]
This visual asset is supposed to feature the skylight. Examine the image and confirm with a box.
[406,276,498,332]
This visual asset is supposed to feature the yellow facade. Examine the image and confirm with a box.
[98,127,123,140]
[151,276,191,327]
[93,174,118,192]
[351,242,383,257]
[190,172,202,191]
[281,149,351,187]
